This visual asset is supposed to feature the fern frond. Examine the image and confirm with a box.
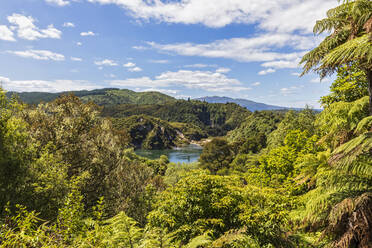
[329,132,372,175]
[355,116,372,134]
[321,34,372,71]
[185,232,212,248]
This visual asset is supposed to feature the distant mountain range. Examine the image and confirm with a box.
[195,96,303,112]
[6,88,176,106]
[6,88,307,111]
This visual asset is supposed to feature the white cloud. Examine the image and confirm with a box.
[7,50,65,61]
[0,25,15,41]
[1,76,98,92]
[45,0,70,6]
[261,58,302,69]
[123,62,136,67]
[252,82,261,86]
[215,67,230,74]
[94,59,118,66]
[109,69,251,93]
[291,72,301,76]
[128,66,142,72]
[86,0,337,32]
[148,33,312,63]
[71,57,82,61]
[123,62,142,72]
[132,45,148,50]
[63,22,75,27]
[280,86,301,95]
[310,77,332,83]
[258,68,275,75]
[184,64,217,68]
[7,14,62,40]
[0,76,11,84]
[105,73,116,78]
[76,42,82,46]
[259,1,336,33]
[142,88,179,95]
[80,31,96,36]
[148,59,169,64]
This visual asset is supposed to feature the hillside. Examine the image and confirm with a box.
[6,88,176,105]
[112,115,184,149]
[103,100,251,136]
[195,96,302,111]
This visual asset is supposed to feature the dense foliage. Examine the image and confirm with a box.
[1,1,371,247]
[301,0,372,114]
[102,100,250,137]
[7,88,176,106]
[320,63,368,107]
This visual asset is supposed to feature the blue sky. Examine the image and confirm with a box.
[0,0,339,108]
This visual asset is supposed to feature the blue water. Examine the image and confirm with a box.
[135,144,203,163]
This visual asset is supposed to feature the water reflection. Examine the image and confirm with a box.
[135,144,203,164]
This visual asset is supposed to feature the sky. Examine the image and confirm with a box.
[0,0,339,108]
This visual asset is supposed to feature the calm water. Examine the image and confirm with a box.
[135,144,203,163]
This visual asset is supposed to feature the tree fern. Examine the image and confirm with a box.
[301,0,372,115]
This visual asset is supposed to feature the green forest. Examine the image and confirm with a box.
[1,1,372,247]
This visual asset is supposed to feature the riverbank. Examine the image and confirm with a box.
[135,144,203,163]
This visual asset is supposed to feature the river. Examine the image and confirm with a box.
[135,144,203,163]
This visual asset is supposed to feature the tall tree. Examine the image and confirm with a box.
[301,0,372,114]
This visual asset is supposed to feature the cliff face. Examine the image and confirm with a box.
[112,115,191,149]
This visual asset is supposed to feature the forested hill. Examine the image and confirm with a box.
[196,96,302,111]
[6,88,176,105]
[7,88,304,112]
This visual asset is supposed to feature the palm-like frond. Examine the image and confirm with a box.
[321,34,372,73]
[301,29,350,76]
[329,132,372,178]
[301,0,372,77]
[355,116,372,134]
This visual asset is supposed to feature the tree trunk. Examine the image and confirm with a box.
[368,69,372,116]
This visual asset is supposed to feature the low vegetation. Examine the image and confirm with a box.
[1,1,371,247]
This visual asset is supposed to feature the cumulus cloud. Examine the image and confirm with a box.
[45,0,70,6]
[258,68,275,75]
[109,69,251,93]
[7,50,65,61]
[148,59,169,64]
[142,88,179,95]
[280,86,302,95]
[123,62,142,72]
[7,13,62,40]
[261,58,302,69]
[71,57,82,61]
[128,66,142,72]
[0,25,15,41]
[1,76,98,92]
[251,82,261,86]
[63,22,75,27]
[215,67,230,74]
[80,31,96,36]
[83,0,334,73]
[105,73,116,78]
[94,59,118,66]
[184,64,218,68]
[123,62,136,67]
[310,77,332,83]
[132,45,148,50]
[76,42,82,46]
[86,0,337,32]
[148,34,311,64]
